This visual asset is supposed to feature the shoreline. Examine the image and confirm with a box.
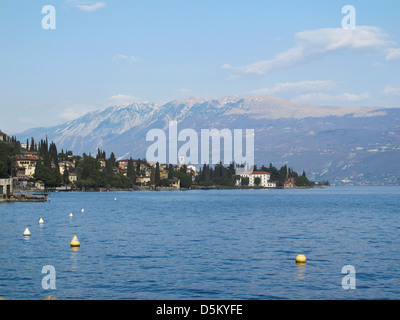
[13,185,320,194]
[0,193,49,203]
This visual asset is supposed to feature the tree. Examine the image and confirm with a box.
[127,158,136,185]
[241,177,249,186]
[155,162,161,186]
[296,171,312,187]
[109,152,116,168]
[0,141,14,178]
[150,167,155,185]
[168,164,174,179]
[30,137,35,151]
[111,174,132,189]
[254,177,261,186]
[63,165,70,186]
[172,170,192,188]
[34,161,61,187]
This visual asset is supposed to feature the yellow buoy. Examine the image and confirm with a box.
[114,197,117,201]
[70,235,80,247]
[296,254,307,264]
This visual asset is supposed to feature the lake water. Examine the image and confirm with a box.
[0,186,399,300]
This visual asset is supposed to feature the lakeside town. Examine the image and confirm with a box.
[0,131,325,202]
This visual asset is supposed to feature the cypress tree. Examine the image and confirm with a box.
[155,162,161,186]
[127,158,136,185]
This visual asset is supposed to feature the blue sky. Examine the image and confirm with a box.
[0,0,399,132]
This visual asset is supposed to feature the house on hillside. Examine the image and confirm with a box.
[58,161,75,175]
[69,173,78,184]
[117,159,129,170]
[160,170,169,180]
[15,152,39,180]
[284,177,296,188]
[168,178,180,189]
[136,176,151,185]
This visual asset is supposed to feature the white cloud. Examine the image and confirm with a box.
[226,74,239,81]
[295,92,370,103]
[251,80,370,104]
[252,80,335,96]
[221,63,232,70]
[67,1,106,12]
[58,104,97,121]
[114,54,139,63]
[234,26,395,75]
[109,94,138,104]
[386,48,400,61]
[372,62,385,67]
[383,86,400,96]
[77,2,106,12]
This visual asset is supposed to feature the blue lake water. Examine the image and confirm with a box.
[0,186,399,300]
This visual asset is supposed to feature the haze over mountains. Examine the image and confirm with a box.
[17,96,400,185]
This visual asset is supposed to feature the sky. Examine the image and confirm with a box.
[0,0,399,133]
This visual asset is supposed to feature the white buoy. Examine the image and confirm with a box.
[81,209,84,213]
[69,212,74,218]
[39,217,45,224]
[23,228,31,236]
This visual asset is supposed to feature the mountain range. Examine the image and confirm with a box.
[16,96,400,185]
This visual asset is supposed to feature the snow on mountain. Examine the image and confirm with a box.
[16,96,400,185]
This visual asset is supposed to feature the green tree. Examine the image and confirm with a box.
[296,171,312,187]
[155,162,161,186]
[111,174,132,189]
[150,168,155,185]
[0,141,14,178]
[63,165,70,186]
[168,164,174,179]
[171,170,192,188]
[127,158,136,185]
[34,161,61,187]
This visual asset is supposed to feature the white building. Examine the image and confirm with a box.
[237,171,276,188]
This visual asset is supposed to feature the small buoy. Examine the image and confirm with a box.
[81,209,84,213]
[39,217,45,224]
[70,235,80,247]
[69,213,74,218]
[296,254,307,264]
[23,228,31,236]
[114,197,117,201]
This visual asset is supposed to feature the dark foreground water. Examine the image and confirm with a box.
[0,186,399,300]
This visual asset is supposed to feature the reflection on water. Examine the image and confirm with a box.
[296,264,307,280]
[70,247,80,271]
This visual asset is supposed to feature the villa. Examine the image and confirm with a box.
[15,152,39,180]
[237,171,276,188]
